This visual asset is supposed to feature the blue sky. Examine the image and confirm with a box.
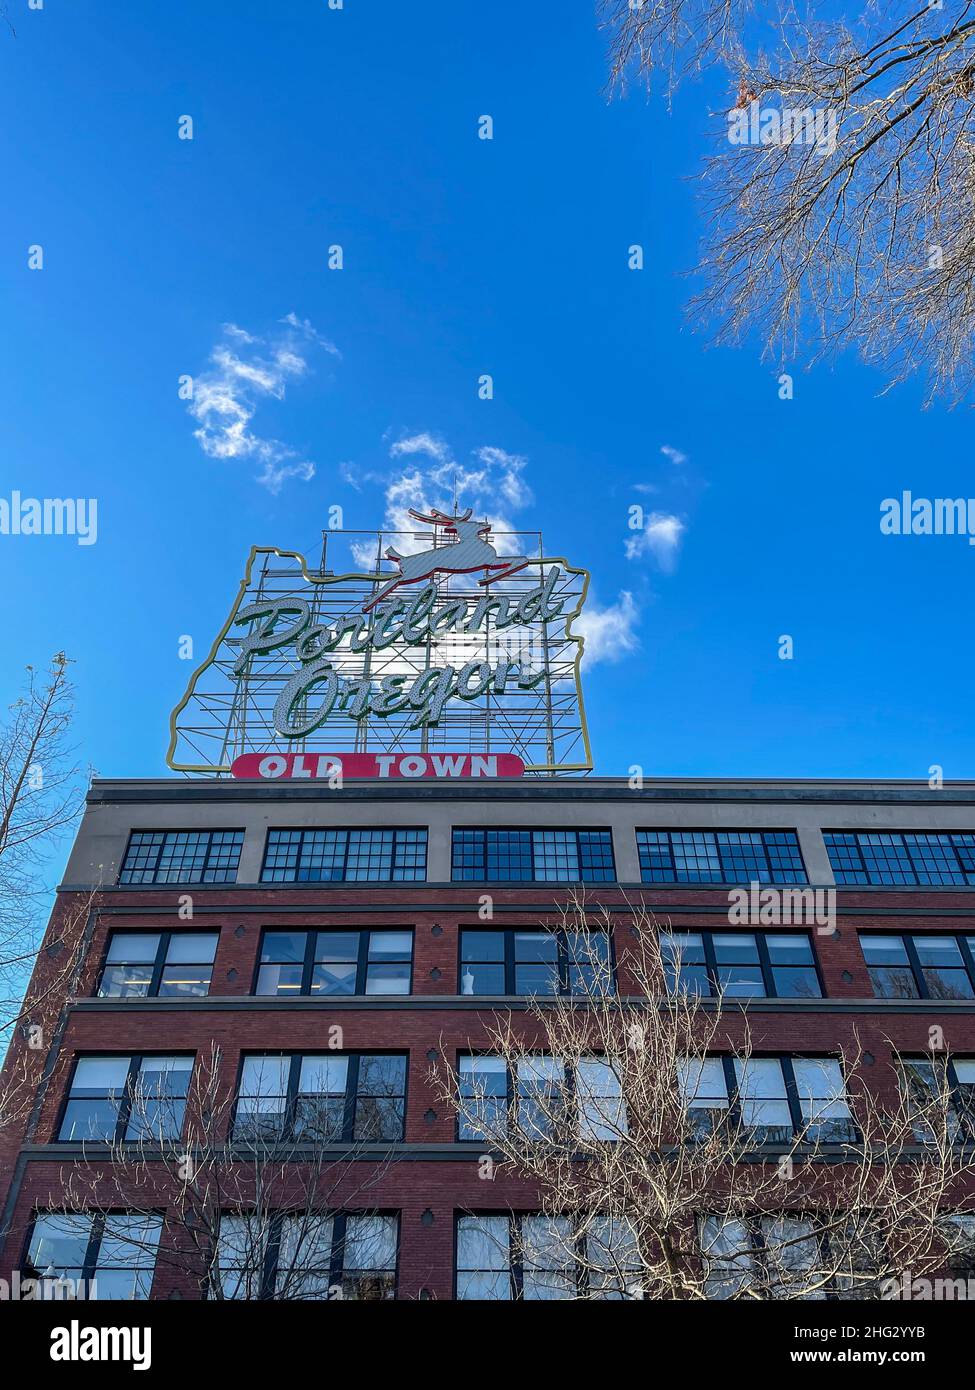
[2,0,973,852]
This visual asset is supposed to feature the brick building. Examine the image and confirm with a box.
[2,774,975,1299]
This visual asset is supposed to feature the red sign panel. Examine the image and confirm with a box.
[230,752,525,780]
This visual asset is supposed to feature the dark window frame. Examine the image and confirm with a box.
[691,1054,859,1147]
[210,1209,400,1301]
[860,932,975,1000]
[450,828,617,884]
[455,1051,623,1143]
[824,831,975,886]
[458,927,617,997]
[898,1054,975,1142]
[452,1210,641,1300]
[231,1051,409,1144]
[664,929,824,1000]
[699,1210,883,1301]
[22,1208,164,1297]
[260,827,428,884]
[96,930,219,999]
[252,928,414,997]
[636,829,808,885]
[118,829,244,885]
[56,1053,194,1145]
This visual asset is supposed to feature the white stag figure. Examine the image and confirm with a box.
[362,506,529,612]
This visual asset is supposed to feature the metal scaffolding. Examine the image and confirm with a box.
[167,523,592,777]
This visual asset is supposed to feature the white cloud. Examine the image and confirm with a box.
[350,432,534,568]
[625,511,686,571]
[660,444,688,465]
[188,315,335,492]
[389,432,451,463]
[576,591,640,665]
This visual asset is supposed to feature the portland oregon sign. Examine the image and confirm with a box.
[168,508,593,777]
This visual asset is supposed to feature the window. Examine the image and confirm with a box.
[26,1212,162,1300]
[459,929,614,996]
[97,932,218,999]
[825,831,975,886]
[701,1213,885,1301]
[255,929,413,997]
[215,1212,398,1300]
[58,1055,192,1144]
[662,931,821,999]
[458,1055,626,1142]
[677,1056,857,1146]
[899,1057,975,1142]
[232,1054,407,1143]
[118,830,243,885]
[637,830,807,884]
[451,829,615,883]
[455,1214,642,1300]
[861,934,975,1000]
[261,828,426,883]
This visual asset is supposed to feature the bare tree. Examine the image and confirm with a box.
[0,656,90,1135]
[43,1046,403,1300]
[601,1,975,403]
[434,898,975,1299]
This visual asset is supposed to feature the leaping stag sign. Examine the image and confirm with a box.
[363,507,529,612]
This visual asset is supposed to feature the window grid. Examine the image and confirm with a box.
[459,929,615,997]
[455,1213,641,1300]
[97,931,218,999]
[662,930,823,1000]
[680,1056,858,1147]
[898,1056,975,1143]
[232,1053,407,1144]
[637,830,807,885]
[457,1054,625,1143]
[25,1211,163,1301]
[451,829,616,883]
[861,933,975,1001]
[57,1055,193,1145]
[215,1211,398,1301]
[261,828,427,883]
[118,830,244,885]
[824,831,975,886]
[255,929,414,997]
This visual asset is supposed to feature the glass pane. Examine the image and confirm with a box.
[240,1055,290,1098]
[106,934,159,964]
[368,932,412,959]
[357,1055,407,1095]
[256,963,304,996]
[310,962,357,995]
[157,964,212,998]
[765,935,814,964]
[72,1057,131,1092]
[514,932,558,961]
[298,1056,348,1094]
[460,963,506,994]
[514,963,558,995]
[365,963,411,995]
[164,933,218,964]
[29,1213,93,1272]
[260,931,307,964]
[460,931,504,962]
[314,932,359,962]
[98,965,153,998]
